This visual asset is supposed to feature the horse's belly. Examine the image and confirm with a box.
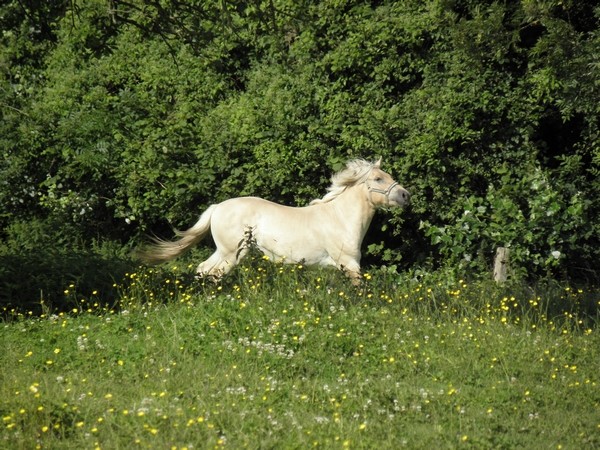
[258,237,330,266]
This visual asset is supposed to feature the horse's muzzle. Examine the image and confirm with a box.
[390,187,411,207]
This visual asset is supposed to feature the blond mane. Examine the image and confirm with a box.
[310,159,375,205]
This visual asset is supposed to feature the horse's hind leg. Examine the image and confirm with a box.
[196,223,252,282]
[196,252,229,281]
[196,251,240,282]
[196,252,220,277]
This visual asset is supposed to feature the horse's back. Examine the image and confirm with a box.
[215,196,312,220]
[215,196,325,232]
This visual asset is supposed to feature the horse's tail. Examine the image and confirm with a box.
[135,204,218,264]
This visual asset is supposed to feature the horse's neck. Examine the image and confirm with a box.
[331,184,376,240]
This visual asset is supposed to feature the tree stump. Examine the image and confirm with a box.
[493,247,510,283]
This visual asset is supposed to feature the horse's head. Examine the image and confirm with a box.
[365,159,410,208]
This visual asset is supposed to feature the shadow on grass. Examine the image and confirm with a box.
[0,250,135,316]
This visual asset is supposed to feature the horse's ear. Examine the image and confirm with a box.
[374,157,382,168]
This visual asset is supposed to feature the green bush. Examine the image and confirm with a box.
[1,0,598,281]
[421,163,591,277]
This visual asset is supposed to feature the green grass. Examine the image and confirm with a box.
[2,258,599,449]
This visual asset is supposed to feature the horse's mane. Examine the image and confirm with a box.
[310,159,375,205]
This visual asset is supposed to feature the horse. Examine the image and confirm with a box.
[137,158,410,284]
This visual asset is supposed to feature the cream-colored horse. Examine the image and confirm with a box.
[138,158,410,284]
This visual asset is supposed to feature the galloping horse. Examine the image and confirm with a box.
[137,158,410,284]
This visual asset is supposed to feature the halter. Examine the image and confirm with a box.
[366,180,399,206]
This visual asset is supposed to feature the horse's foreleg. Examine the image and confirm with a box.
[337,259,363,286]
[346,270,363,287]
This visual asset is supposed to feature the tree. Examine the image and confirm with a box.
[1,0,598,280]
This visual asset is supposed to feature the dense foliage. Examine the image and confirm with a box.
[1,0,599,281]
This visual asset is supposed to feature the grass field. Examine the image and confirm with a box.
[2,258,599,449]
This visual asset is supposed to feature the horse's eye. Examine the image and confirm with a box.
[374,177,383,182]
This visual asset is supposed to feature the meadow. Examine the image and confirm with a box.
[2,256,599,449]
